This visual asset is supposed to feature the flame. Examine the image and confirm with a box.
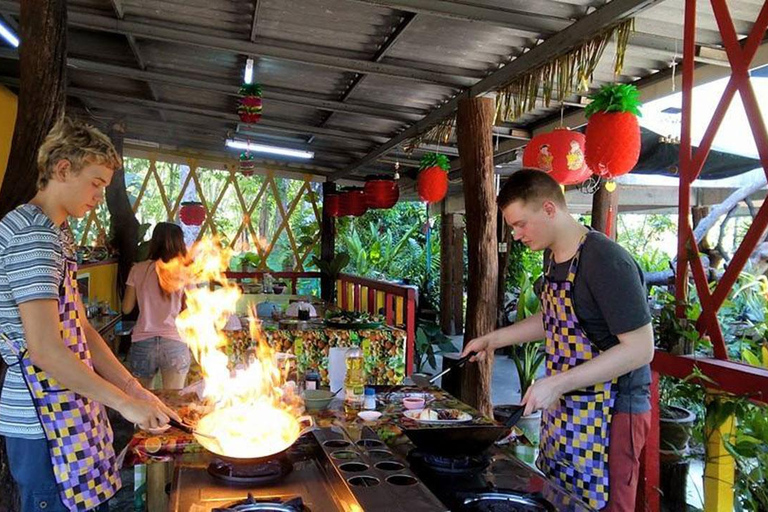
[156,238,304,459]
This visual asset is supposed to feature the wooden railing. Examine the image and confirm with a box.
[336,273,417,376]
[224,271,417,375]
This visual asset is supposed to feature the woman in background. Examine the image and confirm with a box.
[122,222,191,390]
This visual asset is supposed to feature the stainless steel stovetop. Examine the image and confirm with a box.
[169,427,448,512]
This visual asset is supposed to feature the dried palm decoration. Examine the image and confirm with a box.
[495,18,634,123]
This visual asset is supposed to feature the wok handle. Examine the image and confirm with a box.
[168,418,194,434]
[297,415,317,437]
[429,351,476,384]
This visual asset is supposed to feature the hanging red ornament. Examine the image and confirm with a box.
[237,83,263,124]
[417,153,450,204]
[584,84,642,179]
[179,201,206,226]
[522,128,592,185]
[339,188,368,217]
[364,175,400,209]
[325,193,342,218]
[239,151,256,176]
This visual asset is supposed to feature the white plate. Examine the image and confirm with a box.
[403,409,472,424]
[141,424,171,434]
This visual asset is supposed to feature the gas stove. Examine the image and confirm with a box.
[169,427,448,512]
[407,446,593,512]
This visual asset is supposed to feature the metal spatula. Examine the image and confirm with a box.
[411,352,476,388]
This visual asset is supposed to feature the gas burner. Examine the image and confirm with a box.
[408,449,490,477]
[207,457,293,485]
[457,491,555,512]
[212,493,308,512]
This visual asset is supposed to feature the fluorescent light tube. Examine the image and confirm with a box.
[226,139,314,159]
[0,20,19,48]
[244,58,254,85]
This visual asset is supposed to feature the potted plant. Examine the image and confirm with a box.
[311,252,350,302]
[414,318,457,374]
[659,373,702,454]
[652,290,703,356]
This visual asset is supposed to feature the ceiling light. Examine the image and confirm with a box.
[0,20,19,48]
[244,58,254,85]
[226,139,314,159]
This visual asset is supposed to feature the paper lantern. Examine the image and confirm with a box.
[522,128,592,185]
[584,83,642,179]
[585,112,641,179]
[417,166,449,203]
[340,188,368,217]
[364,177,399,209]
[239,152,255,177]
[179,202,206,226]
[237,83,263,124]
[325,193,342,218]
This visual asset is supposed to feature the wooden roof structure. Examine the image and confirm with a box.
[1,0,765,184]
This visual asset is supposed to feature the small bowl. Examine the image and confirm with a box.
[402,397,426,410]
[357,411,382,422]
[303,389,334,411]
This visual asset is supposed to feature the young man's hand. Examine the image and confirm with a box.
[461,333,495,362]
[522,376,564,416]
[124,379,182,423]
[117,397,171,430]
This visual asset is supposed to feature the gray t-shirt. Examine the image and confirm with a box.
[542,230,652,413]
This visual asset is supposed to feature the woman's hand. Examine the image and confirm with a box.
[461,333,496,362]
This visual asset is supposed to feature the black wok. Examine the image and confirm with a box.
[402,404,525,457]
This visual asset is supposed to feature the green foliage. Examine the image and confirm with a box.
[508,272,545,398]
[724,404,768,511]
[584,83,642,118]
[419,152,450,171]
[652,290,706,355]
[311,252,350,280]
[238,82,263,96]
[414,319,456,373]
[616,214,675,272]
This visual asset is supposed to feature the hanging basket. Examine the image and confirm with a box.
[339,188,368,217]
[584,84,642,179]
[179,201,206,226]
[325,193,342,218]
[522,128,592,185]
[364,176,399,209]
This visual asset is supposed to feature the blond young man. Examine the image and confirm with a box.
[0,118,179,512]
[463,169,654,511]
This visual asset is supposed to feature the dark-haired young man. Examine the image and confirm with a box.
[463,169,654,511]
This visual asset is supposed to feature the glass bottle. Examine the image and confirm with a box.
[344,346,365,407]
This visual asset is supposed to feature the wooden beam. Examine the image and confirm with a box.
[329,0,665,180]
[590,181,619,240]
[249,0,260,43]
[440,209,464,335]
[0,1,477,87]
[457,95,497,418]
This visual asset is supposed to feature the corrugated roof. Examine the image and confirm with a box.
[0,0,764,180]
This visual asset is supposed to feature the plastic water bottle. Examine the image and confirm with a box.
[344,346,365,406]
[363,387,376,410]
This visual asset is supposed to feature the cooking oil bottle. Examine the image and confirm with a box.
[344,346,365,407]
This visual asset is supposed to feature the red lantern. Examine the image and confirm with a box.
[340,188,368,217]
[585,112,641,179]
[364,177,399,209]
[239,151,256,177]
[237,83,263,124]
[179,201,206,226]
[325,193,342,218]
[522,128,592,185]
[417,166,448,203]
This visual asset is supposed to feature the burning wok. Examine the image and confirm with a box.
[193,407,316,463]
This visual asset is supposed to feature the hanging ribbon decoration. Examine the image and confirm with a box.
[605,204,614,239]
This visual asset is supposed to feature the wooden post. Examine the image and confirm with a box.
[457,95,497,417]
[440,208,465,335]
[105,121,140,297]
[591,181,619,240]
[0,0,67,219]
[320,182,336,302]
